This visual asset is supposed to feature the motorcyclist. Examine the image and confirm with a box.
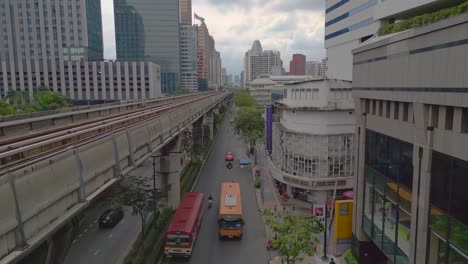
[208,195,213,207]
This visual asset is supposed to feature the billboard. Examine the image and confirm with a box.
[266,105,273,154]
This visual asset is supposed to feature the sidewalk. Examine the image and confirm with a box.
[252,144,346,264]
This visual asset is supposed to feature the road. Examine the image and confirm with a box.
[64,159,158,264]
[164,114,269,264]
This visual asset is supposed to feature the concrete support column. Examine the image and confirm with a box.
[192,118,203,158]
[158,136,182,209]
[353,113,368,241]
[204,110,214,141]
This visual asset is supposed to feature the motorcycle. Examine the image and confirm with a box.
[208,199,213,208]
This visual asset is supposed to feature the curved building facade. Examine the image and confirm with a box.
[268,79,354,204]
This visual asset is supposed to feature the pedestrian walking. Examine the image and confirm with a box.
[330,257,336,264]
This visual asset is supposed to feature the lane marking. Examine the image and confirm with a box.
[78,234,83,238]
[84,228,88,233]
[94,220,98,224]
[94,249,101,256]
[108,233,113,238]
[88,224,93,228]
[121,219,126,224]
[72,239,77,244]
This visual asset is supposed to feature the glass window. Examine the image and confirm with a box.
[430,152,452,213]
[452,160,468,226]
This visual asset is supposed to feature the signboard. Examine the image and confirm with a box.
[333,200,353,244]
[266,105,273,154]
[313,203,325,225]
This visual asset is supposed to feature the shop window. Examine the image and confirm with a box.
[432,105,439,128]
[445,106,454,130]
[386,101,391,118]
[403,103,409,122]
[430,152,451,213]
[394,102,399,120]
[379,100,383,116]
[461,108,468,133]
[372,100,376,115]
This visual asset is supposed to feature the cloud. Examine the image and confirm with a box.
[269,0,324,12]
[268,15,298,33]
[100,0,326,75]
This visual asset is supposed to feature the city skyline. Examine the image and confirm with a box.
[100,0,326,75]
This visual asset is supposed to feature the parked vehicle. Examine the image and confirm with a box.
[99,207,124,228]
[239,156,251,165]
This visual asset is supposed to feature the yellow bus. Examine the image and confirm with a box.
[218,182,244,239]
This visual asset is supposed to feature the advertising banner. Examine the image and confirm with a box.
[266,105,273,154]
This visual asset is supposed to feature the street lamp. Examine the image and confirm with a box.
[151,156,159,227]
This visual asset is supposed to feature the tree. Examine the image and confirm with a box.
[181,129,202,160]
[172,87,190,96]
[113,177,165,237]
[261,209,324,264]
[233,106,264,149]
[0,100,17,116]
[234,90,256,108]
[33,86,72,111]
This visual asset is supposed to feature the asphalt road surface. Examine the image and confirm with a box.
[64,159,157,264]
[163,114,269,264]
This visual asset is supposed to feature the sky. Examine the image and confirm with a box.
[100,0,326,76]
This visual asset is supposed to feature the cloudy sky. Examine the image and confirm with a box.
[101,0,326,76]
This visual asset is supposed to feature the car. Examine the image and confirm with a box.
[239,156,251,165]
[99,207,124,228]
[225,152,234,161]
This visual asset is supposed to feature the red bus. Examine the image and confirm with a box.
[164,192,204,258]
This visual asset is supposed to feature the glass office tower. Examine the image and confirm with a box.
[114,0,181,94]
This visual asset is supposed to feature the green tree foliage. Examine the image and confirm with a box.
[232,90,264,148]
[0,100,17,116]
[234,90,256,107]
[261,209,324,264]
[1,86,72,115]
[172,87,191,96]
[33,86,72,111]
[112,178,165,237]
[378,1,468,36]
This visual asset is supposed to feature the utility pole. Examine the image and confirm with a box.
[322,204,329,261]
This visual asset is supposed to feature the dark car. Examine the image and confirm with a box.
[99,207,124,228]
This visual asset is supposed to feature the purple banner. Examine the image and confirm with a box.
[266,105,273,154]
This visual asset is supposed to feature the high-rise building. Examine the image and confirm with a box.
[289,54,306,75]
[196,23,221,91]
[305,61,322,78]
[179,0,192,25]
[180,25,198,91]
[114,0,181,94]
[352,12,468,264]
[222,68,227,85]
[240,71,245,88]
[196,23,210,91]
[244,40,283,87]
[0,0,160,101]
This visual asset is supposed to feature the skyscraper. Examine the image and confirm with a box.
[244,40,283,87]
[180,25,198,91]
[179,0,192,25]
[114,0,181,94]
[305,61,322,78]
[289,54,306,75]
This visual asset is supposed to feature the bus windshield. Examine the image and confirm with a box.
[166,234,191,245]
[219,219,243,229]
